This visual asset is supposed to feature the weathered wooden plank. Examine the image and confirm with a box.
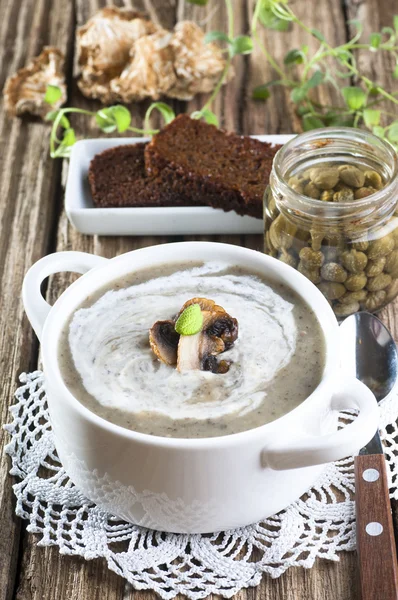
[0,1,74,600]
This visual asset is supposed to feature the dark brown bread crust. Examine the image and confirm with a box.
[88,143,195,208]
[145,114,281,218]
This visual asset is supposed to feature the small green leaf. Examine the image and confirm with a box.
[335,49,353,63]
[252,79,281,100]
[111,105,131,132]
[204,31,231,44]
[324,112,354,127]
[95,109,117,133]
[191,108,219,126]
[311,28,326,43]
[45,110,70,129]
[306,70,324,89]
[175,304,203,336]
[95,105,131,133]
[363,109,381,128]
[373,126,386,138]
[370,32,381,49]
[394,15,398,33]
[186,0,208,4]
[144,102,175,130]
[301,44,309,54]
[284,49,304,65]
[342,86,366,110]
[258,6,290,31]
[44,84,62,105]
[302,115,324,131]
[62,128,76,147]
[388,122,398,143]
[291,87,307,104]
[230,35,254,57]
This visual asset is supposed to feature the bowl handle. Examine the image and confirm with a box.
[262,378,379,470]
[23,251,108,341]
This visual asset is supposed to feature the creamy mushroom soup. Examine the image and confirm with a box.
[58,262,325,438]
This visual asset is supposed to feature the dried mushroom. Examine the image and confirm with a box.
[76,6,159,102]
[3,47,66,117]
[110,29,176,102]
[149,297,238,374]
[167,21,233,100]
[76,7,232,104]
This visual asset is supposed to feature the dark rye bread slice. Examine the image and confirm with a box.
[88,143,195,208]
[145,114,281,218]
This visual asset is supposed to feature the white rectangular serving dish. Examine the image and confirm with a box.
[65,134,294,236]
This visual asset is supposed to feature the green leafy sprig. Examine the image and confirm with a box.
[251,0,398,148]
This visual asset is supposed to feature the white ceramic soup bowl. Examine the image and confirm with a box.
[22,242,378,534]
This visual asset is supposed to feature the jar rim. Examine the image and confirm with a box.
[271,127,398,219]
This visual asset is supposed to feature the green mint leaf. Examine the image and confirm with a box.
[95,109,117,133]
[373,126,386,138]
[186,0,208,4]
[258,6,290,31]
[284,49,304,65]
[394,15,398,33]
[44,84,62,105]
[175,304,203,336]
[111,105,131,132]
[302,115,325,131]
[191,109,219,126]
[62,128,76,147]
[204,31,231,44]
[230,35,254,57]
[363,109,381,128]
[95,106,131,133]
[306,70,324,89]
[144,102,175,131]
[291,87,307,104]
[342,86,366,110]
[387,122,398,143]
[311,28,326,43]
[370,32,381,49]
[45,110,70,129]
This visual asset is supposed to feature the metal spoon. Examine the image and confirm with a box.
[340,312,398,600]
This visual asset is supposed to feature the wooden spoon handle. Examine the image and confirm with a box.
[355,454,398,600]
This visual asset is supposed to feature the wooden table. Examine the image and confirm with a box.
[1,0,398,598]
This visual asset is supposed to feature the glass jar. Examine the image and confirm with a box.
[264,128,398,317]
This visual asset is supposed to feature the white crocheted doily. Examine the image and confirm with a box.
[4,371,398,599]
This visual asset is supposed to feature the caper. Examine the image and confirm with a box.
[364,170,383,190]
[338,165,365,188]
[288,176,304,194]
[299,247,325,268]
[278,249,298,269]
[310,229,324,251]
[269,215,297,250]
[318,281,346,300]
[345,273,367,291]
[364,290,387,312]
[333,188,354,203]
[333,301,360,317]
[339,290,368,304]
[365,257,386,277]
[384,249,398,278]
[367,235,395,260]
[351,238,369,251]
[265,231,277,257]
[298,261,321,284]
[321,262,347,283]
[309,167,340,190]
[354,187,377,200]
[320,190,334,202]
[303,182,321,199]
[341,249,368,273]
[366,273,392,292]
[385,279,398,303]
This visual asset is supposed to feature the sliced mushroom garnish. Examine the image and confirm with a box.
[149,320,179,366]
[150,297,238,374]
